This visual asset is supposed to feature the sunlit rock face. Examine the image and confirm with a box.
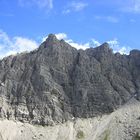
[0,34,140,126]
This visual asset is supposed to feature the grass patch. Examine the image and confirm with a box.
[133,132,140,140]
[76,130,85,139]
[103,130,110,140]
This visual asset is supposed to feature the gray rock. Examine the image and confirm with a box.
[0,34,139,125]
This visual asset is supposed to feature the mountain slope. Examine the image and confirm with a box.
[0,98,140,140]
[0,34,140,127]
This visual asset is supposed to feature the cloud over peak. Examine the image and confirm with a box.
[0,30,38,58]
[107,39,131,54]
[0,31,132,59]
[54,33,131,54]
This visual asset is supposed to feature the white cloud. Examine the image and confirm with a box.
[0,30,131,59]
[42,33,90,50]
[41,33,67,42]
[42,33,131,54]
[106,16,119,23]
[13,37,38,52]
[0,30,38,58]
[35,0,53,9]
[121,0,140,14]
[90,39,101,47]
[95,16,119,23]
[66,39,90,50]
[95,0,140,14]
[63,1,88,14]
[55,33,67,40]
[42,36,48,42]
[18,0,53,10]
[118,47,130,55]
[107,39,119,48]
[70,1,88,11]
[55,33,90,50]
[107,39,131,54]
[55,33,131,54]
[62,9,71,14]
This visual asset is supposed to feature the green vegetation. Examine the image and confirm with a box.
[133,132,140,140]
[76,130,85,139]
[103,130,110,140]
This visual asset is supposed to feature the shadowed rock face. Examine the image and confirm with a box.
[0,34,140,125]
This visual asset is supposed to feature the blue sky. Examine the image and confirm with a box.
[0,0,140,58]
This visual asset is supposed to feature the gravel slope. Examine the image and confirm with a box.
[0,98,140,140]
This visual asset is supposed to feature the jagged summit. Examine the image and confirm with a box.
[45,34,59,45]
[94,42,113,53]
[130,49,140,56]
[39,33,75,51]
[0,34,140,127]
[39,33,59,49]
[43,34,114,53]
[100,42,110,48]
[0,35,140,140]
[46,33,57,41]
[40,34,111,53]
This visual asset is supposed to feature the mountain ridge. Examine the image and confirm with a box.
[0,34,140,126]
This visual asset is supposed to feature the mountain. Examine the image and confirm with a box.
[0,34,140,140]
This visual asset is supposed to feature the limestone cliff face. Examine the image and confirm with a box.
[0,34,140,125]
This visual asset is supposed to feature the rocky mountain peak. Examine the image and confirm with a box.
[0,34,140,140]
[130,49,140,56]
[45,34,59,45]
[0,34,140,127]
[100,42,109,47]
[97,42,112,52]
[39,34,60,50]
[47,34,57,41]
